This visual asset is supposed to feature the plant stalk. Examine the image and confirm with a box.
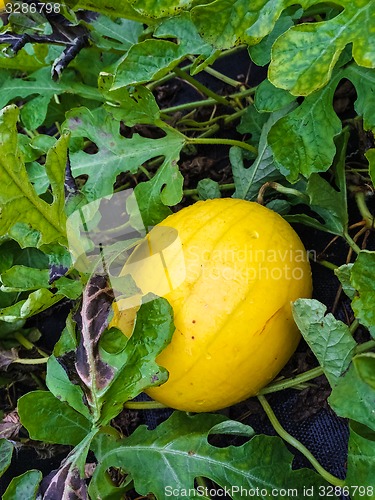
[258,395,345,487]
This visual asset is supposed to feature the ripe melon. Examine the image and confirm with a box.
[111,198,312,412]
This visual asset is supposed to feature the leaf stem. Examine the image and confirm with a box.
[173,67,230,107]
[13,357,49,364]
[353,191,374,229]
[123,400,168,410]
[343,232,361,255]
[258,395,345,487]
[14,332,49,358]
[258,366,324,395]
[183,183,235,197]
[187,137,257,154]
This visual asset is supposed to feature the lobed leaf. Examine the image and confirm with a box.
[89,412,328,499]
[0,106,68,248]
[292,299,356,387]
[64,106,185,202]
[269,1,375,95]
[268,72,342,182]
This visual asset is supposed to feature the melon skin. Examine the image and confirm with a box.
[113,198,312,412]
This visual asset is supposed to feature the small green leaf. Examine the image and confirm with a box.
[99,296,175,425]
[89,412,328,499]
[284,131,349,235]
[232,105,293,200]
[236,105,269,143]
[334,263,355,299]
[329,360,375,432]
[292,299,356,387]
[46,355,91,420]
[112,39,183,89]
[18,391,92,445]
[0,439,13,477]
[254,79,296,113]
[350,250,375,337]
[197,178,221,200]
[86,14,143,51]
[100,79,161,126]
[249,12,295,67]
[134,157,184,228]
[2,470,42,500]
[353,353,375,390]
[0,288,64,322]
[345,423,375,496]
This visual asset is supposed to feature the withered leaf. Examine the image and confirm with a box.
[75,275,115,394]
[42,460,88,500]
[0,411,22,440]
[0,348,19,370]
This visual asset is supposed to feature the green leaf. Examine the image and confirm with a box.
[366,148,375,187]
[350,250,375,337]
[344,64,375,132]
[197,178,221,200]
[134,156,184,228]
[0,106,67,248]
[329,360,375,432]
[54,0,150,22]
[232,105,293,200]
[129,0,195,18]
[0,44,60,72]
[18,390,92,445]
[90,412,327,499]
[269,1,375,95]
[0,288,64,322]
[112,39,183,88]
[345,423,375,496]
[292,299,356,387]
[2,470,42,500]
[249,12,295,67]
[85,14,143,51]
[154,12,213,56]
[334,263,355,299]
[46,355,92,420]
[284,131,349,235]
[236,105,269,143]
[268,72,342,182]
[254,79,296,113]
[0,439,13,477]
[353,353,375,390]
[99,297,175,425]
[65,106,185,202]
[100,79,161,126]
[0,266,50,291]
[0,68,103,128]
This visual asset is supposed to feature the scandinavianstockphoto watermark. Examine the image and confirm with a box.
[66,190,315,311]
